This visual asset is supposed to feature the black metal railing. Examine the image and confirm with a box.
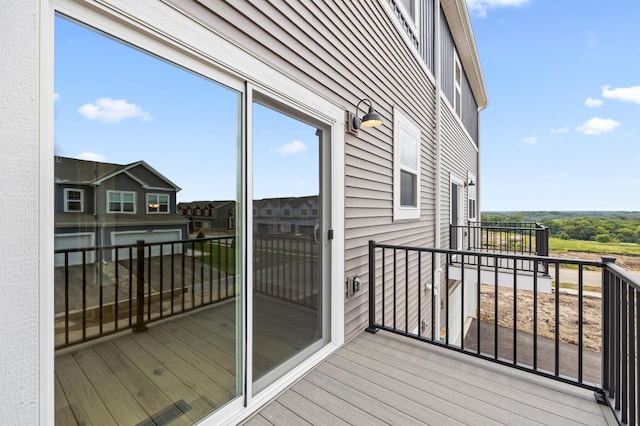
[366,240,639,425]
[450,222,549,273]
[55,236,236,349]
[602,257,639,425]
[253,234,320,309]
[54,233,319,349]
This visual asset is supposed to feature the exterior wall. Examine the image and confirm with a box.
[439,100,479,249]
[0,1,482,422]
[0,1,41,424]
[167,0,444,341]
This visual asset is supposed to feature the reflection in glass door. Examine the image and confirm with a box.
[53,15,242,425]
[252,100,328,393]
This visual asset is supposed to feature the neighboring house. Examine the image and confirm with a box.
[253,196,319,236]
[177,200,236,233]
[2,1,489,425]
[54,156,189,265]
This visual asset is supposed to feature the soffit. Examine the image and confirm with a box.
[442,0,488,109]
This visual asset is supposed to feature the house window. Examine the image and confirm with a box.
[64,188,84,212]
[301,209,307,216]
[454,53,462,118]
[283,208,290,217]
[107,191,135,213]
[312,209,318,216]
[146,193,169,213]
[468,178,477,221]
[393,108,421,220]
[266,209,272,216]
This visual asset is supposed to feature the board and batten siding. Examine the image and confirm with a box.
[439,5,479,145]
[167,0,477,341]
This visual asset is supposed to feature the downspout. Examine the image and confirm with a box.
[434,0,443,342]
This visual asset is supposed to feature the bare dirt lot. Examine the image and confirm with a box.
[481,251,640,353]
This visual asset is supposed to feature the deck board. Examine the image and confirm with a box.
[244,330,614,426]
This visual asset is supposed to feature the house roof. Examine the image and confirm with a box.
[443,0,488,109]
[54,156,181,191]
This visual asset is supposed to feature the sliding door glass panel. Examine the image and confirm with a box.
[252,100,328,393]
[53,15,242,425]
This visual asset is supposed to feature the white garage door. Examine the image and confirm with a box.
[111,229,183,260]
[54,233,95,267]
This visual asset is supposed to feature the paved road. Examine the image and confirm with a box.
[549,266,640,287]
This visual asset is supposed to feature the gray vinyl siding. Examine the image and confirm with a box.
[439,101,478,250]
[462,71,479,144]
[419,0,436,74]
[439,6,479,145]
[169,0,477,341]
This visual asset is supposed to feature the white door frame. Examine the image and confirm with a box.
[41,1,345,424]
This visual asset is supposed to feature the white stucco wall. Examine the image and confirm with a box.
[0,1,41,423]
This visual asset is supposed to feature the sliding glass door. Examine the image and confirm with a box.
[251,98,329,393]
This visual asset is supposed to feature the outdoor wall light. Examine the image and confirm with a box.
[464,179,476,188]
[347,98,383,134]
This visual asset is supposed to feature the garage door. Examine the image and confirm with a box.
[54,233,95,267]
[111,229,183,260]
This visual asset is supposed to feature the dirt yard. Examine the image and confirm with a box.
[479,251,640,353]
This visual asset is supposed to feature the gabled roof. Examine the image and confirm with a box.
[54,156,181,191]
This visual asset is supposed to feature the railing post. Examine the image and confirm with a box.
[601,256,615,397]
[134,240,148,332]
[366,240,378,334]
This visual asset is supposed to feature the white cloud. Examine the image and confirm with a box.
[276,140,307,155]
[584,97,603,108]
[76,152,107,162]
[522,136,537,144]
[78,97,152,123]
[602,85,640,105]
[550,126,569,134]
[576,117,620,135]
[466,0,530,18]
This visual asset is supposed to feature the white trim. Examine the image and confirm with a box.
[40,3,56,424]
[43,1,346,424]
[395,0,420,37]
[449,174,465,250]
[453,50,462,119]
[106,190,136,214]
[63,187,84,212]
[145,193,169,214]
[393,107,421,221]
[467,172,477,221]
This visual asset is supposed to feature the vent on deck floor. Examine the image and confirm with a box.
[136,399,192,426]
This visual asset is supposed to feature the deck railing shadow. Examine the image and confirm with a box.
[366,240,639,425]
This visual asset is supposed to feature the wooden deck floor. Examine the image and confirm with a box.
[55,295,321,425]
[243,330,617,426]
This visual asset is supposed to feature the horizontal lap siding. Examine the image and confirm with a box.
[439,102,478,248]
[170,0,441,340]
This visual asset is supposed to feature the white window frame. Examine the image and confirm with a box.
[107,190,136,214]
[467,174,477,221]
[42,2,346,425]
[454,51,462,119]
[63,188,84,212]
[396,0,420,36]
[393,108,421,221]
[146,193,169,214]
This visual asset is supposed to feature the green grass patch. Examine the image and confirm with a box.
[194,240,236,274]
[549,238,640,256]
[552,281,601,293]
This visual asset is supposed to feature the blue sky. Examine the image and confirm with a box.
[54,16,319,203]
[467,0,640,211]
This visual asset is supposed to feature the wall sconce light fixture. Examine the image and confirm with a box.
[347,98,383,134]
[464,179,476,188]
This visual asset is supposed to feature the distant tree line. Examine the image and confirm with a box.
[481,212,640,244]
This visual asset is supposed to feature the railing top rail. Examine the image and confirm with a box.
[54,235,235,254]
[370,240,603,268]
[454,223,546,231]
[604,258,640,291]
